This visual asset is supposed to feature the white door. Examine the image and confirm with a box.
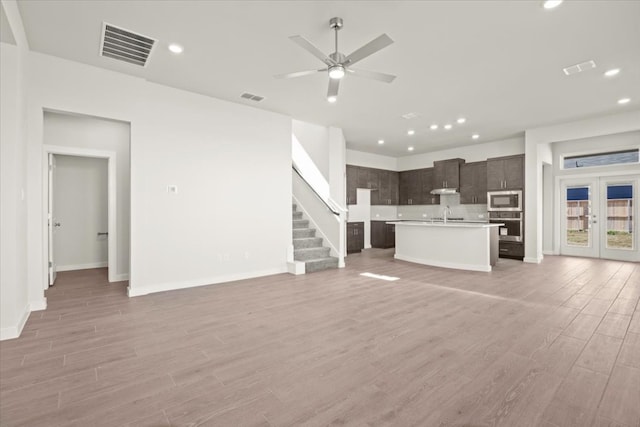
[561,176,638,261]
[48,153,58,286]
[599,176,638,262]
[561,178,599,258]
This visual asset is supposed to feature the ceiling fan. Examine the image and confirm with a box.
[275,17,396,103]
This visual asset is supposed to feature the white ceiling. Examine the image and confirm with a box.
[15,0,640,156]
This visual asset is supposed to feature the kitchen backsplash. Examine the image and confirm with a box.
[396,204,488,220]
[352,190,488,221]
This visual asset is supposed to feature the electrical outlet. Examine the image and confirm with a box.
[167,185,178,194]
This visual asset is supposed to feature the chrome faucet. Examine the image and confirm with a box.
[443,205,452,223]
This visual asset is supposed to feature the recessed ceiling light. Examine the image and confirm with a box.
[604,68,620,77]
[430,124,438,130]
[472,134,480,140]
[378,139,384,144]
[617,98,631,105]
[168,43,184,54]
[444,124,452,130]
[407,129,415,136]
[456,118,466,124]
[543,0,563,9]
[408,146,414,151]
[327,96,337,103]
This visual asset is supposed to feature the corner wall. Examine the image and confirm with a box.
[25,51,292,300]
[0,42,30,339]
[44,112,131,278]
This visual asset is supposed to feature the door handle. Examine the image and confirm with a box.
[97,232,108,236]
[54,222,61,227]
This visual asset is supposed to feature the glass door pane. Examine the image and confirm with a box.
[566,186,591,247]
[605,184,633,250]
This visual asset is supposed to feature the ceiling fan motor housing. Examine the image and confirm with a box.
[329,17,343,30]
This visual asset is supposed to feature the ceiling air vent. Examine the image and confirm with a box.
[100,23,156,67]
[240,92,265,102]
[563,60,596,76]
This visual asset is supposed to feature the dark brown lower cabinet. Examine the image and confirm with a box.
[371,221,395,249]
[347,222,365,254]
[498,241,524,260]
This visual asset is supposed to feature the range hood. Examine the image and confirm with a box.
[430,188,459,195]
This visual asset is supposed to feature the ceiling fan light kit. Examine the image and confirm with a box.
[276,17,396,102]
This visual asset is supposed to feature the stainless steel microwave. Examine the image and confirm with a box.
[487,190,522,211]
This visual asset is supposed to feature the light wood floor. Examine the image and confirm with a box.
[1,250,639,427]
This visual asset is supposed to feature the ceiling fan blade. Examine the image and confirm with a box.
[274,69,326,79]
[327,78,340,99]
[347,68,396,83]
[344,34,394,66]
[289,35,337,66]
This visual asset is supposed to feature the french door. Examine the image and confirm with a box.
[560,175,638,262]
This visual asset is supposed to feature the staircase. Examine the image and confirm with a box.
[292,203,339,273]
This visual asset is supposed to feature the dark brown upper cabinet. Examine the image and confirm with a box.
[399,169,421,205]
[419,168,440,205]
[486,154,524,190]
[433,158,465,189]
[378,169,399,205]
[459,161,488,204]
[346,166,398,206]
[346,165,358,205]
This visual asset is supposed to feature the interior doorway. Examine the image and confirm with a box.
[44,146,118,286]
[560,175,638,262]
[48,154,109,285]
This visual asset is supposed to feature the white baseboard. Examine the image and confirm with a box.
[542,250,559,256]
[287,261,306,275]
[30,298,47,311]
[0,304,30,341]
[127,267,288,297]
[524,256,543,264]
[57,261,107,272]
[110,273,129,282]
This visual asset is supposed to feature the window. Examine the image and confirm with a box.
[563,149,639,169]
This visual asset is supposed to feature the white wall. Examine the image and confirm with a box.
[346,149,397,170]
[0,42,30,340]
[25,51,292,300]
[396,136,524,170]
[328,127,346,209]
[292,119,330,181]
[53,155,108,271]
[44,112,130,277]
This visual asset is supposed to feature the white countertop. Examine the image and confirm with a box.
[387,220,502,228]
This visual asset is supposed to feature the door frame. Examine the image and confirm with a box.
[42,145,118,287]
[555,172,639,262]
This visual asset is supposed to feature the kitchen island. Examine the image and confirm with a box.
[387,221,503,272]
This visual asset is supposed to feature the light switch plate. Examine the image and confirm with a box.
[167,185,178,194]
